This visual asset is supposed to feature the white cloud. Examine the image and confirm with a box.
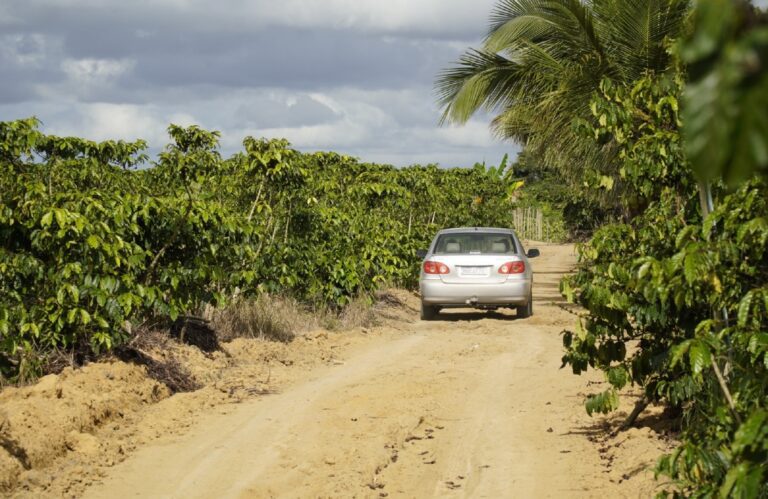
[217,87,511,165]
[27,58,137,102]
[79,103,163,141]
[40,103,196,148]
[427,121,497,148]
[249,122,367,149]
[61,58,135,85]
[228,91,395,149]
[5,86,516,167]
[307,93,344,116]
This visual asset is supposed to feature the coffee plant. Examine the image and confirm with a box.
[560,6,768,492]
[0,117,541,381]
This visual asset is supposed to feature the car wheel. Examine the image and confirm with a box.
[516,292,533,318]
[420,303,439,321]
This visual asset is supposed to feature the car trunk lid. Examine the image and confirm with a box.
[433,254,521,284]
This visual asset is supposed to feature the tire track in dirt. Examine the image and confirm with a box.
[75,244,668,498]
[81,334,427,499]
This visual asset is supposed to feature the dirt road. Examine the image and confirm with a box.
[75,244,665,498]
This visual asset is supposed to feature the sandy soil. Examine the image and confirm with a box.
[2,244,675,498]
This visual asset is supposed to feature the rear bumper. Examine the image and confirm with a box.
[420,278,532,307]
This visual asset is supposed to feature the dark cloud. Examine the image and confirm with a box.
[0,33,60,103]
[0,0,518,167]
[4,0,480,94]
[0,74,40,104]
[60,27,460,95]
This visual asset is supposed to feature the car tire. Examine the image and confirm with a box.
[516,292,533,318]
[420,303,439,321]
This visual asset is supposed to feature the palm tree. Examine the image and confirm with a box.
[436,0,689,179]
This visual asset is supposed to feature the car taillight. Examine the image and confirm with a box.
[498,261,525,274]
[423,261,450,274]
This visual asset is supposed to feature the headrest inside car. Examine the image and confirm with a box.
[491,241,507,252]
[445,242,461,253]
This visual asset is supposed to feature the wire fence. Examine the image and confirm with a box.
[512,207,561,242]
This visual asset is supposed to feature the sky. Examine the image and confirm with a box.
[0,0,519,168]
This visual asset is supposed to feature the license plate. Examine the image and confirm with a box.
[460,266,488,276]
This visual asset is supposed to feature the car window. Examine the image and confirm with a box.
[433,233,517,255]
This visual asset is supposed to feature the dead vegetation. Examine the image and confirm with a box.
[111,329,199,393]
[211,294,312,342]
[211,292,385,342]
[322,294,380,331]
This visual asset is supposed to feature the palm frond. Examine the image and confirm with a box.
[436,50,526,124]
[488,0,606,60]
[593,0,690,80]
[435,0,690,177]
[485,15,558,53]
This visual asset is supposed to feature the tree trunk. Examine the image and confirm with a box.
[620,395,649,431]
[697,181,740,424]
[247,179,265,222]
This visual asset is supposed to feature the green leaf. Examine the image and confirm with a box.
[606,365,629,390]
[732,409,768,455]
[585,389,619,416]
[599,176,614,190]
[54,208,66,228]
[689,342,712,377]
[66,284,79,303]
[738,290,755,327]
[670,339,692,368]
[86,234,100,249]
[683,249,708,284]
[40,211,53,227]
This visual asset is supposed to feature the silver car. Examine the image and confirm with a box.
[417,227,539,320]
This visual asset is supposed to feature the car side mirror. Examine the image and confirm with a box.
[416,249,428,259]
[527,248,540,258]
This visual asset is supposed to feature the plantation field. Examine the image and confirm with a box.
[3,244,672,498]
[3,0,768,494]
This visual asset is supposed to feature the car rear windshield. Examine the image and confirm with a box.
[433,233,517,255]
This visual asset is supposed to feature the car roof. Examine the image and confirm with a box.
[437,227,515,235]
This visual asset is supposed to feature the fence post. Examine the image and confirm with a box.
[537,209,543,240]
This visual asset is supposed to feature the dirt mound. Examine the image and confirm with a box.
[374,288,420,324]
[0,363,169,492]
[0,322,393,497]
